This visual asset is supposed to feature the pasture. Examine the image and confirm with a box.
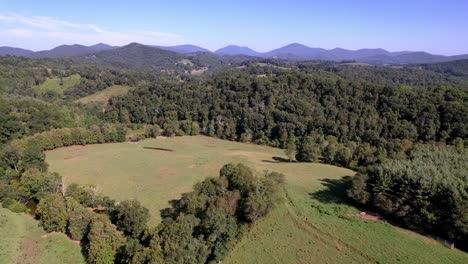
[0,207,84,264]
[33,74,81,95]
[76,85,131,104]
[45,136,468,263]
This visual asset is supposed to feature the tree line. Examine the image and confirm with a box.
[347,144,467,249]
[105,70,467,147]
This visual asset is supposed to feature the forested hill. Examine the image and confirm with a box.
[81,43,184,68]
[417,59,468,80]
[105,70,467,147]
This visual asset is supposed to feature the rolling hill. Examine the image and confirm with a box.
[1,42,467,65]
[155,44,211,53]
[215,45,262,57]
[31,44,115,58]
[0,46,34,56]
[264,43,326,59]
[82,43,183,68]
[45,136,468,263]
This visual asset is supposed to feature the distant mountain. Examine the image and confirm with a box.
[0,46,34,56]
[448,54,468,61]
[265,43,325,59]
[359,52,448,65]
[212,43,468,64]
[89,43,116,51]
[84,43,183,68]
[0,42,467,65]
[32,44,115,58]
[215,45,262,57]
[417,59,468,79]
[155,44,211,54]
[317,48,389,61]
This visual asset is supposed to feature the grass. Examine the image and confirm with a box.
[33,74,81,95]
[76,85,131,104]
[45,136,468,263]
[0,207,85,264]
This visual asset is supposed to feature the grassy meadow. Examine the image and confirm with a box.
[76,85,131,104]
[33,74,81,95]
[45,136,468,263]
[0,207,85,264]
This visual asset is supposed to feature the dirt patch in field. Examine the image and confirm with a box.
[353,211,381,221]
[285,202,375,262]
[159,166,177,176]
[41,231,61,239]
[64,153,85,160]
[17,235,39,264]
[144,147,174,152]
[190,67,208,75]
[47,145,89,153]
[225,150,272,160]
[42,231,81,244]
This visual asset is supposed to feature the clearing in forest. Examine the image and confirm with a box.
[33,74,81,95]
[76,85,131,104]
[45,136,468,263]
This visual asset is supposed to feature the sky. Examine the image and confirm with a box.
[0,0,467,55]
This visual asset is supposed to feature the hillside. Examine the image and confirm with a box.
[33,74,81,95]
[45,136,468,263]
[1,42,467,65]
[418,59,468,79]
[31,44,114,58]
[76,85,131,104]
[83,43,184,68]
[0,46,34,56]
[215,45,262,57]
[0,207,84,264]
[155,44,211,53]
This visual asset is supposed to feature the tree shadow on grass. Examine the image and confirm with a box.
[261,156,292,163]
[309,176,353,205]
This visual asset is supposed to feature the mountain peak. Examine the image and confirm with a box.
[215,45,260,56]
[154,44,211,54]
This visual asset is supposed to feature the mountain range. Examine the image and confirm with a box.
[1,42,467,65]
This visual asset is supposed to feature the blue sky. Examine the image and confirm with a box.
[0,0,467,55]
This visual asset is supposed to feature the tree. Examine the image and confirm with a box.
[159,214,210,264]
[87,214,126,264]
[200,209,238,261]
[65,196,93,240]
[296,135,320,162]
[20,168,62,200]
[144,125,160,138]
[36,193,67,232]
[190,122,200,136]
[284,135,297,162]
[335,146,352,167]
[111,200,150,238]
[322,142,337,164]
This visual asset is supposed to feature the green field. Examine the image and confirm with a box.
[33,74,81,95]
[45,136,468,263]
[76,85,131,104]
[0,207,85,264]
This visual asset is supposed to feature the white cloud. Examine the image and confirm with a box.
[0,13,184,50]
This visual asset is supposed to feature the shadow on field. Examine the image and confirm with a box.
[262,156,292,163]
[309,176,353,204]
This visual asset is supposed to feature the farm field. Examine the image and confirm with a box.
[0,207,85,264]
[76,85,131,104]
[45,136,468,263]
[33,74,81,95]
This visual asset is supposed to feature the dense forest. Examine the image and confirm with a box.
[0,53,467,262]
[105,70,467,146]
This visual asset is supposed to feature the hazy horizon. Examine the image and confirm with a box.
[1,0,467,55]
